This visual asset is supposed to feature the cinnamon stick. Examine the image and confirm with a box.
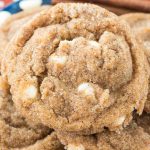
[93,0,150,12]
[52,0,150,13]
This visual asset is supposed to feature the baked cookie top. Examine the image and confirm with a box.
[121,13,150,113]
[2,3,149,134]
[57,122,150,150]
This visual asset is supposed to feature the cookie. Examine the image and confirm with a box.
[121,13,150,113]
[2,3,149,134]
[57,122,150,150]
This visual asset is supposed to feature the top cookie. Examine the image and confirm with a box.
[121,13,150,113]
[2,3,149,134]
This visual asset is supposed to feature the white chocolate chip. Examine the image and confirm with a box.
[114,116,126,126]
[78,83,94,96]
[143,41,150,49]
[0,11,11,27]
[19,0,42,10]
[67,144,85,150]
[60,40,70,45]
[88,41,99,48]
[24,85,38,99]
[49,55,67,66]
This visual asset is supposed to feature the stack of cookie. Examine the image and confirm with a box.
[0,3,149,150]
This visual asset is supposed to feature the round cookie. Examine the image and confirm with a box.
[57,122,150,150]
[121,13,150,113]
[2,3,149,134]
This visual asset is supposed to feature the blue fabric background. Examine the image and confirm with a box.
[0,0,52,14]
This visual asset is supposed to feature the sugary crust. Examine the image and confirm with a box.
[2,3,149,134]
[0,6,50,46]
[121,13,150,30]
[1,131,64,150]
[0,75,52,147]
[57,132,98,150]
[0,75,63,149]
[0,6,63,149]
[1,6,50,34]
[0,6,52,73]
[97,123,150,150]
[19,132,64,150]
[57,122,150,150]
[121,13,150,113]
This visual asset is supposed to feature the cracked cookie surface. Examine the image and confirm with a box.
[2,3,149,134]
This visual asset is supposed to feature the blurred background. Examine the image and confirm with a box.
[0,0,150,16]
